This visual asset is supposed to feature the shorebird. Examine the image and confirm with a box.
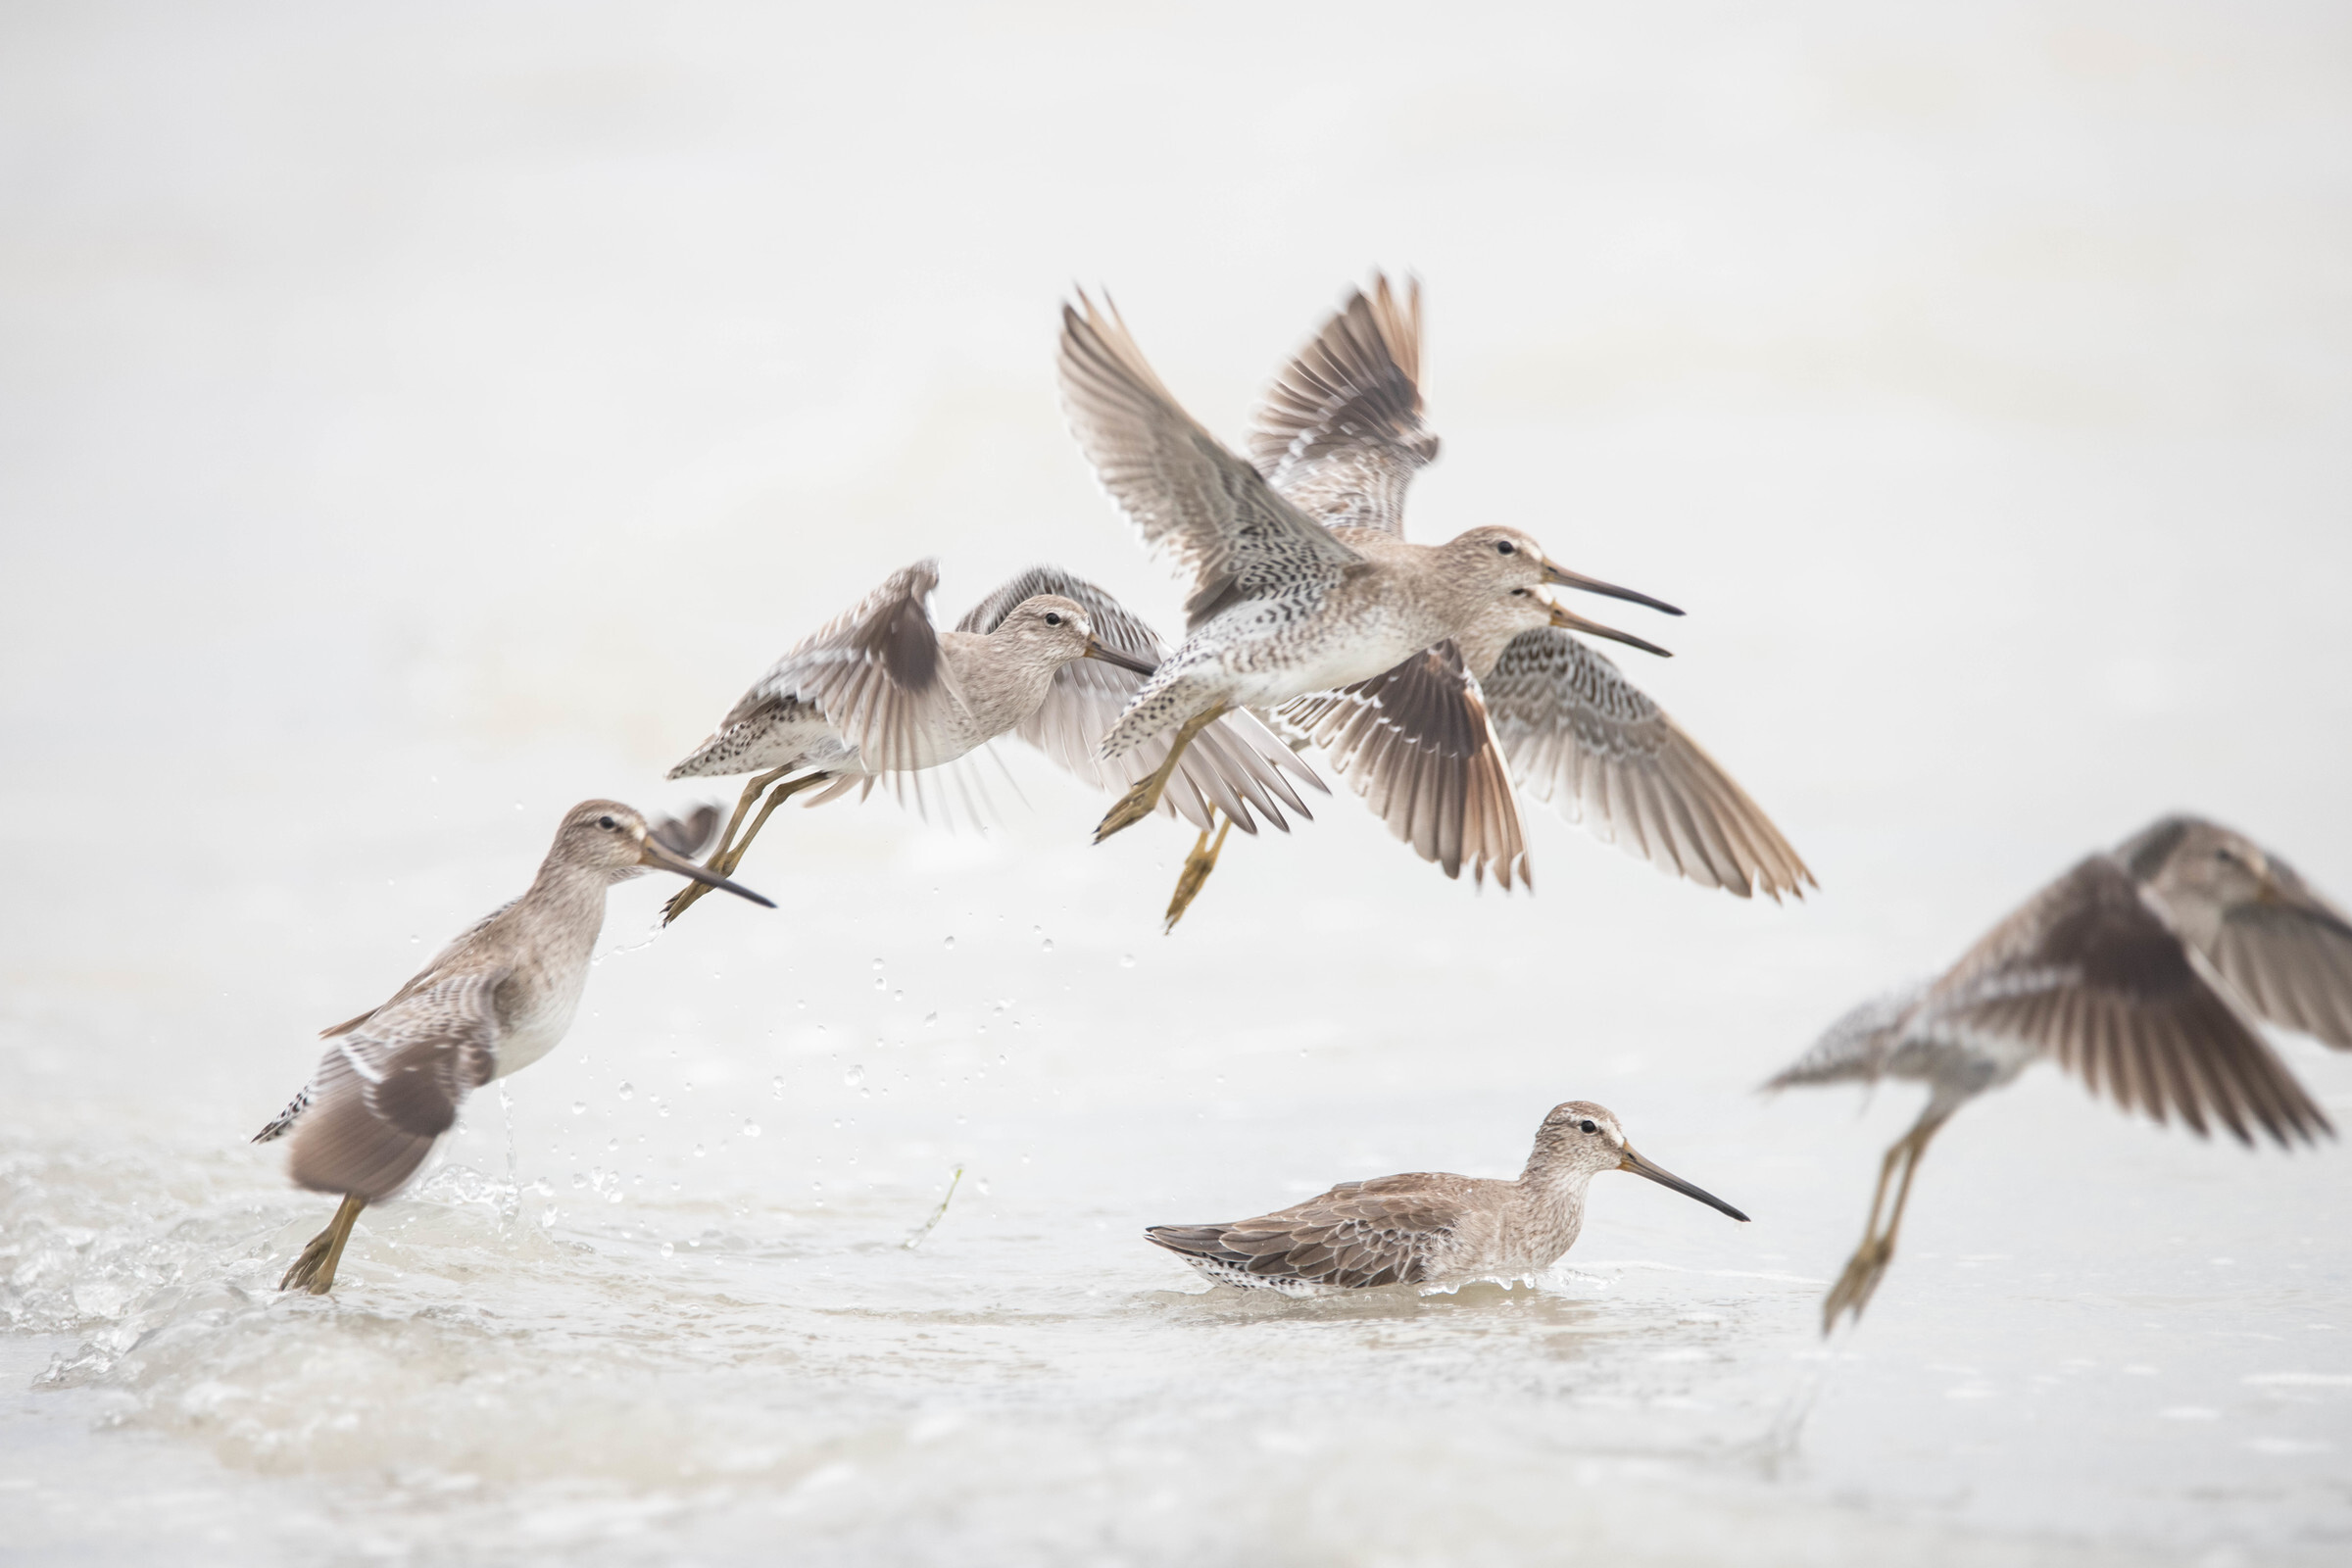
[661,559,1323,923]
[1147,1101,1747,1295]
[1056,291,1682,915]
[1770,814,2350,1333]
[256,802,773,1295]
[1152,275,1811,926]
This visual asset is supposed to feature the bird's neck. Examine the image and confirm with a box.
[944,632,1058,738]
[519,858,612,957]
[1503,1156,1596,1266]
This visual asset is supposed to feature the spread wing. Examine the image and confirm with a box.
[277,973,503,1200]
[648,804,724,859]
[1057,294,1365,630]
[1483,628,1813,900]
[2190,848,2352,1051]
[1248,273,1439,536]
[744,560,957,774]
[956,566,1324,833]
[1274,643,1528,888]
[1921,857,2330,1147]
[1147,1176,1463,1290]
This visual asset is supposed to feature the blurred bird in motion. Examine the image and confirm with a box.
[255,802,774,1295]
[1056,288,1684,925]
[1147,1100,1747,1295]
[660,560,1322,923]
[1771,814,2350,1333]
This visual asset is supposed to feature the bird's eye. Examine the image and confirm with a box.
[1495,540,1516,556]
[1579,1118,1597,1134]
[1510,587,1529,596]
[1044,612,1062,626]
[598,815,616,830]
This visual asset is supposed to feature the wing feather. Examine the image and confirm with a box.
[1248,274,1440,536]
[1057,295,1363,630]
[1483,628,1812,900]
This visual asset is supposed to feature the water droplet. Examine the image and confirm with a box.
[771,1075,786,1099]
[743,1120,761,1138]
[660,1242,674,1257]
[923,1011,938,1026]
[943,935,956,950]
[845,1064,865,1089]
[1041,938,1054,955]
[570,1172,587,1189]
[606,1138,619,1152]
[694,1144,708,1159]
[1120,954,1135,968]
[570,1102,587,1116]
[616,1081,634,1100]
[892,989,905,1003]
[871,957,884,971]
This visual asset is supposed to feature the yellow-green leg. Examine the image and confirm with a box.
[280,1194,368,1296]
[1822,1110,1950,1333]
[1163,813,1234,933]
[1095,705,1229,845]
[664,770,833,924]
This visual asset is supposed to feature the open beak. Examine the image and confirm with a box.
[1084,639,1158,676]
[637,836,777,908]
[1618,1144,1749,1222]
[1542,562,1684,618]
[1546,600,1675,659]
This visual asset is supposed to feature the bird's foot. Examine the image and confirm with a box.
[1094,780,1162,844]
[278,1225,339,1295]
[1821,1237,1892,1333]
[1162,819,1231,932]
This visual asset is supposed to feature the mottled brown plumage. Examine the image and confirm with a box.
[257,803,773,1294]
[1148,1101,1747,1296]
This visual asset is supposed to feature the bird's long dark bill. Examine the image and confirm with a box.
[639,840,777,907]
[1548,601,1674,659]
[1542,563,1684,618]
[1084,640,1158,676]
[1619,1146,1749,1222]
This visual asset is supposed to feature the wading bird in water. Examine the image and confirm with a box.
[256,803,773,1295]
[1770,814,2349,1332]
[660,559,1323,924]
[1056,289,1684,925]
[1147,1101,1747,1295]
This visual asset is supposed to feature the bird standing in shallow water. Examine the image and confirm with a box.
[1165,275,1812,926]
[1147,1101,1747,1295]
[255,802,773,1295]
[1055,291,1681,916]
[660,559,1322,924]
[1771,813,2351,1333]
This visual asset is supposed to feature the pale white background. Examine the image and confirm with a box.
[3,3,2349,1563]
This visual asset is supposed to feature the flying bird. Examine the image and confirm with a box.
[1770,814,2349,1332]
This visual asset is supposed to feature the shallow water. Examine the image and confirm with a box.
[6,2,2352,1562]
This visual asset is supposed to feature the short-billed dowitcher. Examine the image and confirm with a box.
[256,803,773,1295]
[1167,275,1809,923]
[1147,1101,1747,1295]
[1056,293,1680,894]
[1770,814,2348,1332]
[661,559,1322,922]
